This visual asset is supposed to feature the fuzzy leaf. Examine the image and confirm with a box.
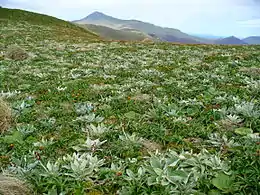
[150,156,162,169]
[167,170,188,183]
[3,131,23,144]
[212,173,233,192]
[208,190,222,195]
[161,179,170,186]
[124,111,139,119]
[126,169,135,178]
[234,128,253,136]
[137,167,144,176]
[153,168,163,176]
[147,176,157,186]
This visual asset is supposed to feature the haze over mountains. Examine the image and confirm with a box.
[242,36,260,45]
[74,11,260,45]
[214,36,248,45]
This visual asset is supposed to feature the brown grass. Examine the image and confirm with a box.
[131,94,151,102]
[239,67,260,76]
[0,175,30,195]
[0,98,12,134]
[141,139,162,154]
[5,45,29,61]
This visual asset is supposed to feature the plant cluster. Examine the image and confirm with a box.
[1,15,260,193]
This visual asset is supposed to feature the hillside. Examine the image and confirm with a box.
[74,11,210,44]
[1,7,260,195]
[79,23,154,41]
[0,7,99,44]
[214,36,247,45]
[243,36,260,45]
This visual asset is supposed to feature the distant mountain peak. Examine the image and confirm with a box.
[91,11,104,15]
[85,11,108,20]
[215,36,247,45]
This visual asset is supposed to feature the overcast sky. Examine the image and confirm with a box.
[1,0,260,37]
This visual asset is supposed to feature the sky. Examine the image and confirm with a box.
[1,0,260,37]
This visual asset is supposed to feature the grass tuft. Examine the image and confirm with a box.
[0,98,12,134]
[5,45,29,61]
[0,175,30,195]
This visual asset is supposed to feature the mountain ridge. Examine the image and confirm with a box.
[243,36,260,45]
[74,11,211,44]
[214,36,248,45]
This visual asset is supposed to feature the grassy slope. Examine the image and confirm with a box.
[0,7,100,44]
[1,8,260,195]
[79,24,151,41]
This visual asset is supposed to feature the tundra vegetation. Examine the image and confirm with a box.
[0,7,260,195]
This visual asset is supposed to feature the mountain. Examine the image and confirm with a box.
[74,12,211,44]
[214,36,247,45]
[78,23,156,41]
[74,11,124,29]
[0,7,99,42]
[243,36,260,45]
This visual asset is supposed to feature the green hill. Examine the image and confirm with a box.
[0,7,99,44]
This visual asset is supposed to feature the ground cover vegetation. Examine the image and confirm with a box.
[0,7,260,195]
